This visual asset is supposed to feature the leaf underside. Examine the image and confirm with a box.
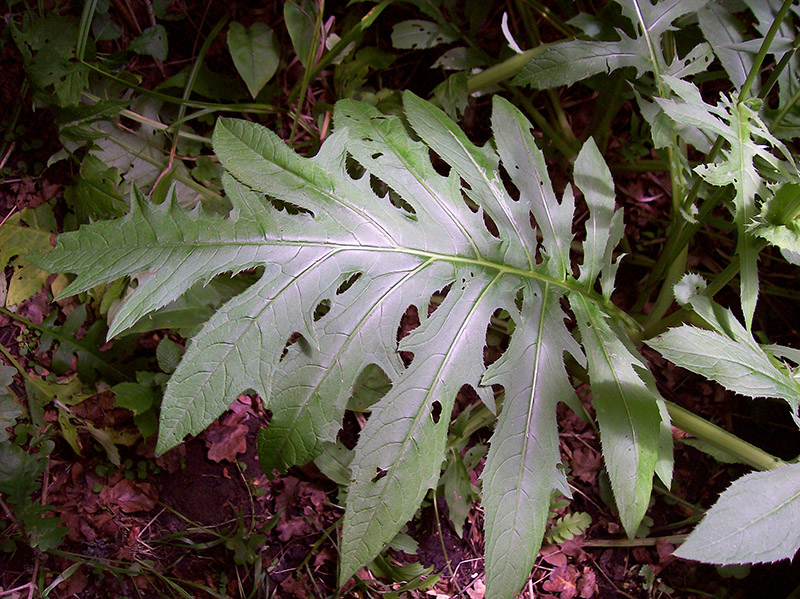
[32,91,668,599]
[676,462,800,565]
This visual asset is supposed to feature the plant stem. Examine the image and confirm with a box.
[665,401,784,471]
[466,46,553,94]
[738,0,796,102]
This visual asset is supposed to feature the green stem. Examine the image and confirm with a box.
[506,86,579,159]
[666,401,784,471]
[81,61,281,114]
[770,86,800,133]
[289,0,325,145]
[466,46,553,94]
[758,34,800,100]
[738,0,796,102]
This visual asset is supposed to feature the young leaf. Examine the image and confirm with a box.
[128,25,169,62]
[391,20,458,49]
[514,0,710,89]
[227,22,280,99]
[284,0,319,69]
[675,462,800,564]
[32,92,642,599]
[657,76,797,328]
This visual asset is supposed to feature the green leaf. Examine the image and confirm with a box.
[0,213,53,308]
[112,382,155,414]
[391,20,458,49]
[33,92,640,599]
[675,462,800,564]
[227,22,280,99]
[432,71,468,120]
[128,25,168,62]
[697,3,752,91]
[514,0,710,89]
[545,511,592,545]
[0,366,24,443]
[65,154,127,222]
[284,0,319,69]
[156,337,183,374]
[0,443,46,506]
[648,327,800,418]
[514,38,649,89]
[571,294,662,538]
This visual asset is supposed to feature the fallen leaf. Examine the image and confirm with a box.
[279,575,309,598]
[571,447,602,483]
[98,478,157,513]
[466,577,485,599]
[542,565,579,599]
[204,410,248,462]
[577,567,598,598]
[541,545,568,567]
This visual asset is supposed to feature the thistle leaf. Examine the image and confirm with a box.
[675,462,800,564]
[32,92,648,599]
[514,0,710,89]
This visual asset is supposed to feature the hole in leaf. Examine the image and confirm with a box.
[370,174,388,197]
[429,149,451,177]
[388,188,417,218]
[313,299,331,321]
[280,332,308,361]
[348,364,392,412]
[499,165,519,202]
[483,212,500,238]
[372,467,388,483]
[461,189,479,213]
[431,400,442,424]
[485,308,514,367]
[371,152,383,160]
[345,153,365,180]
[266,194,313,216]
[337,272,361,295]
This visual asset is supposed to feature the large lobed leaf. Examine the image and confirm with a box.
[32,92,668,599]
[514,0,711,89]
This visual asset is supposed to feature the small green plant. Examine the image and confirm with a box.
[0,364,67,553]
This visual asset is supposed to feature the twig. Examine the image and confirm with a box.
[0,142,15,171]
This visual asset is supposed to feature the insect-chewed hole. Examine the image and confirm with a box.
[370,174,388,197]
[345,153,365,180]
[280,332,308,361]
[337,272,362,295]
[370,176,417,218]
[267,194,313,217]
[485,307,515,367]
[371,152,383,160]
[371,467,388,483]
[499,165,520,201]
[429,148,451,177]
[461,189,479,213]
[428,283,451,317]
[388,188,417,218]
[313,299,331,321]
[431,400,442,424]
[483,212,500,238]
[349,364,392,412]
